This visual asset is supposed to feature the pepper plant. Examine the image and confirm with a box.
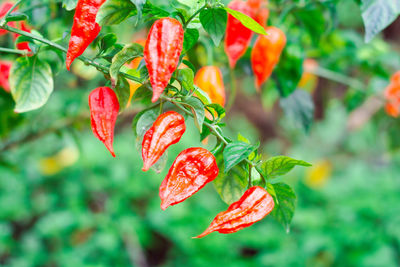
[0,0,398,238]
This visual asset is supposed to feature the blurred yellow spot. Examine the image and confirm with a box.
[39,147,79,176]
[305,160,332,189]
[298,59,318,93]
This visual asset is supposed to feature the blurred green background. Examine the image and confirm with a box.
[1,0,400,266]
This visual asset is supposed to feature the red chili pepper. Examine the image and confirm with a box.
[0,60,12,92]
[142,111,186,172]
[195,186,274,238]
[251,26,286,90]
[159,147,219,210]
[194,66,226,107]
[224,0,255,69]
[0,1,17,36]
[144,17,184,103]
[89,87,120,157]
[66,0,106,70]
[384,71,400,117]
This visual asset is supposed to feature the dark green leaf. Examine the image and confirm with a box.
[280,89,315,132]
[97,33,117,55]
[214,156,248,204]
[225,7,266,35]
[5,13,28,22]
[109,43,143,87]
[135,108,159,137]
[10,57,53,113]
[223,141,257,173]
[132,84,153,105]
[183,28,199,53]
[295,6,326,45]
[129,0,146,22]
[262,156,311,179]
[200,8,227,46]
[183,96,205,131]
[274,44,304,97]
[96,0,137,26]
[176,68,194,92]
[360,0,400,42]
[270,183,296,232]
[206,103,225,119]
[115,77,130,109]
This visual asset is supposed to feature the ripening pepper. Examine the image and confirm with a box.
[89,87,120,157]
[159,147,219,210]
[144,17,184,103]
[251,26,286,90]
[194,66,226,107]
[298,59,318,92]
[0,60,12,92]
[66,0,106,70]
[247,0,269,27]
[142,111,186,172]
[125,39,146,107]
[384,71,400,117]
[195,186,274,238]
[225,0,255,69]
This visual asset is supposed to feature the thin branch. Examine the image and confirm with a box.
[0,47,28,55]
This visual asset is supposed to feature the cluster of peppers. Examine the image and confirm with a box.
[63,0,276,237]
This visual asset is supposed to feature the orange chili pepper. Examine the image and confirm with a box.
[384,71,400,117]
[194,66,226,107]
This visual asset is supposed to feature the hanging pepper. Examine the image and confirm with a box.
[144,17,184,103]
[66,0,106,70]
[195,186,274,238]
[89,87,120,157]
[142,111,186,171]
[225,0,255,69]
[251,26,286,90]
[384,71,400,117]
[194,66,226,107]
[247,0,269,26]
[0,60,12,92]
[159,147,219,210]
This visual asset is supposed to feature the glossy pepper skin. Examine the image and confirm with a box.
[144,17,184,103]
[225,0,255,68]
[89,87,120,157]
[251,26,286,90]
[194,66,226,107]
[0,60,12,92]
[142,111,186,172]
[159,147,219,210]
[195,186,274,238]
[66,0,106,70]
[384,71,400,117]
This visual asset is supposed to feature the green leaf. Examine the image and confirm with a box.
[96,0,137,26]
[97,33,117,55]
[194,86,211,105]
[280,89,315,132]
[274,44,304,97]
[134,108,159,137]
[295,6,326,45]
[62,0,78,10]
[129,0,146,22]
[132,84,153,105]
[262,156,311,179]
[176,68,194,92]
[10,57,53,113]
[183,28,199,53]
[225,7,267,35]
[200,8,227,46]
[270,183,296,232]
[5,13,28,22]
[214,156,248,204]
[109,43,143,88]
[360,0,400,42]
[223,141,257,173]
[115,77,130,109]
[183,96,205,132]
[206,103,225,119]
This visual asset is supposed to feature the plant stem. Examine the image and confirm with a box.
[0,47,28,55]
[184,5,206,29]
[0,25,142,84]
[309,66,364,90]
